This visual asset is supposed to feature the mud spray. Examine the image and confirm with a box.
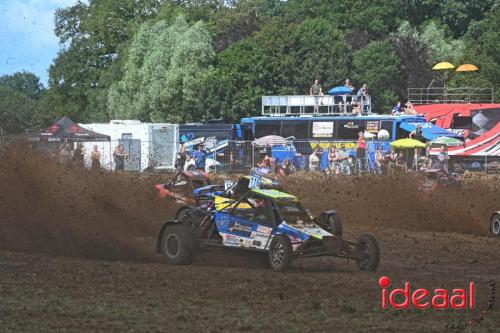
[0,144,498,261]
[0,143,174,261]
[284,172,499,234]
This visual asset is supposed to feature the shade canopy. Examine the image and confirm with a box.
[38,116,110,142]
[455,64,479,72]
[430,136,463,147]
[252,135,288,147]
[399,122,462,141]
[432,62,455,70]
[328,86,353,95]
[390,138,426,149]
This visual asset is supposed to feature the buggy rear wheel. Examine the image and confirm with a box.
[491,214,500,237]
[328,214,343,237]
[356,234,380,271]
[160,223,197,265]
[268,235,293,272]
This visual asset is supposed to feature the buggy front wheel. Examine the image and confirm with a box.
[328,214,343,237]
[268,235,293,272]
[356,234,380,271]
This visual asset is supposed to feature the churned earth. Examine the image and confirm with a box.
[0,145,499,332]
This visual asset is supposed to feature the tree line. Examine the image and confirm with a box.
[1,0,499,134]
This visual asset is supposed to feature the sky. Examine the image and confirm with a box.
[0,0,80,86]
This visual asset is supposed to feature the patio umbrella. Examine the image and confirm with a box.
[432,62,455,70]
[328,86,353,95]
[455,64,479,72]
[432,62,455,88]
[390,138,426,149]
[430,136,463,147]
[252,135,287,147]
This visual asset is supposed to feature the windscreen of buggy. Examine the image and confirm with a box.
[275,200,314,225]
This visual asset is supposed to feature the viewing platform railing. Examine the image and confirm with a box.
[262,95,372,116]
[407,87,494,105]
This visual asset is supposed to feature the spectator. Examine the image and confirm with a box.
[386,149,398,173]
[175,141,190,171]
[309,79,323,113]
[356,83,368,111]
[192,143,209,171]
[72,143,85,167]
[113,144,128,172]
[90,145,101,171]
[437,146,450,172]
[391,102,401,116]
[58,143,72,165]
[404,101,417,115]
[356,131,366,174]
[283,159,296,175]
[328,146,339,175]
[344,79,354,91]
[395,152,407,171]
[409,124,425,142]
[309,148,320,171]
[375,146,386,174]
[356,83,368,101]
[260,155,272,168]
[351,100,361,115]
[337,144,350,175]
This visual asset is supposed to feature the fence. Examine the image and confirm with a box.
[407,87,494,104]
[2,137,499,174]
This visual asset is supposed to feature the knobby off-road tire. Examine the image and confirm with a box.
[491,213,500,237]
[160,223,197,265]
[328,214,343,237]
[356,234,380,272]
[268,235,293,272]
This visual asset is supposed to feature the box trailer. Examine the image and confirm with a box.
[79,120,178,172]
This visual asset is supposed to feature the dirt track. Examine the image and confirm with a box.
[0,145,499,332]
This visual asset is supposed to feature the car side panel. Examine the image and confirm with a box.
[215,212,273,250]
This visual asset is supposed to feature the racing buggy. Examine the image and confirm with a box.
[491,212,500,237]
[157,188,379,272]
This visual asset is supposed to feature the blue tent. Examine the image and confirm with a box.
[328,86,353,95]
[399,122,463,140]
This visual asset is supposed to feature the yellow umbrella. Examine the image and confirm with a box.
[390,138,426,149]
[432,62,455,70]
[455,64,479,72]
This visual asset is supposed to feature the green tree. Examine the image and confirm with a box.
[0,86,37,134]
[108,16,215,122]
[352,41,403,113]
[0,71,44,100]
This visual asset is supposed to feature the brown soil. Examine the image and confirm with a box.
[0,144,499,332]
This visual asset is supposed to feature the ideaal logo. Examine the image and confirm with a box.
[379,276,496,330]
[379,276,475,310]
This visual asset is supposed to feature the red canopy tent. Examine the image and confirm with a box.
[38,117,110,142]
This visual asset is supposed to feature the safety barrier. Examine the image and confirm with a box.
[2,137,499,174]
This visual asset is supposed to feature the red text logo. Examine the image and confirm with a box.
[379,276,475,310]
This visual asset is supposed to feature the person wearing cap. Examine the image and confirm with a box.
[192,143,208,171]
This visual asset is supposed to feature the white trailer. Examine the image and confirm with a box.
[79,120,178,172]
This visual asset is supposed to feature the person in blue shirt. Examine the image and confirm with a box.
[192,142,208,171]
[391,101,401,115]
